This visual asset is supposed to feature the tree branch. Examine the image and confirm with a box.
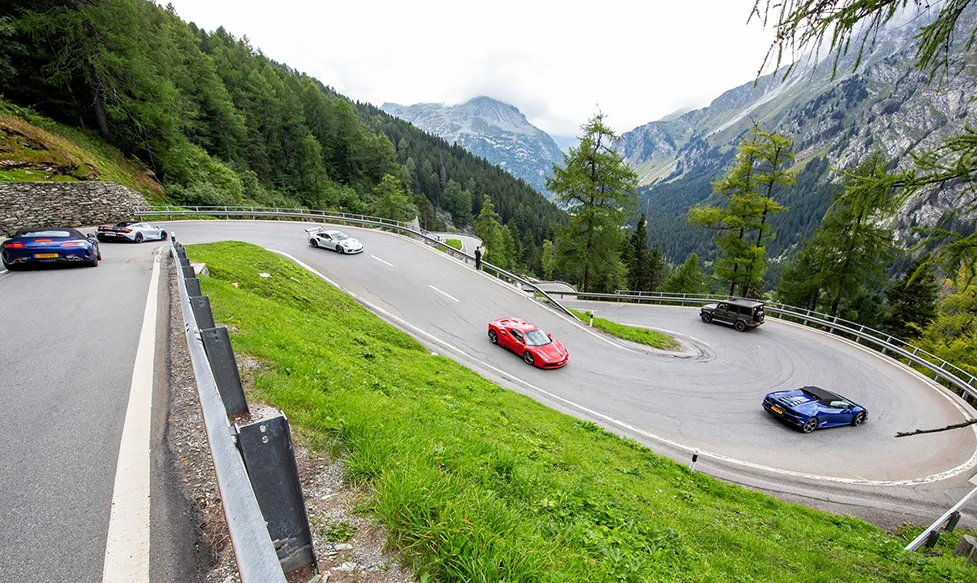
[896,418,977,437]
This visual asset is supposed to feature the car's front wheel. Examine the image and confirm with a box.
[701,312,712,324]
[801,417,818,434]
[851,412,866,426]
[523,351,534,366]
[489,330,498,344]
[734,320,747,332]
[336,246,345,254]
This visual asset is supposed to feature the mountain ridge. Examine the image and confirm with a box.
[381,96,565,197]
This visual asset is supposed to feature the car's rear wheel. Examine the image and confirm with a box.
[701,313,712,324]
[97,234,106,242]
[160,231,168,240]
[801,417,818,434]
[88,252,99,267]
[311,239,318,248]
[489,330,498,344]
[523,351,534,366]
[134,232,144,243]
[2,256,15,271]
[851,412,866,426]
[734,320,747,332]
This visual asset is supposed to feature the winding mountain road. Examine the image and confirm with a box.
[2,217,974,582]
[168,219,977,525]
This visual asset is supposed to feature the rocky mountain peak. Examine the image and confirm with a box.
[381,97,564,197]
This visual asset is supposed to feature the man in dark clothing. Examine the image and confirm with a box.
[474,246,482,270]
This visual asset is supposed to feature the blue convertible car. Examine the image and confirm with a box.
[762,386,867,434]
[1,227,101,270]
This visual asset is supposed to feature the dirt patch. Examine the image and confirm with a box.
[168,273,417,583]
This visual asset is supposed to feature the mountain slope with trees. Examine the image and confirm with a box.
[621,6,977,265]
[0,0,564,275]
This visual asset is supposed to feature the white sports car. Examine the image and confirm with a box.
[305,227,364,254]
[96,221,168,243]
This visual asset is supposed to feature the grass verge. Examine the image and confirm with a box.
[444,238,462,250]
[0,98,165,201]
[569,307,680,351]
[189,241,976,582]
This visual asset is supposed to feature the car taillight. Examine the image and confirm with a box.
[4,242,24,249]
[62,241,86,247]
[120,229,132,233]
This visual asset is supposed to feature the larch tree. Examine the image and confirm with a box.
[689,126,793,297]
[548,113,637,292]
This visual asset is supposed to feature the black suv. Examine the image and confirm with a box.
[700,299,765,332]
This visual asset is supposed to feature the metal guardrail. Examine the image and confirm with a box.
[136,205,579,321]
[558,289,977,403]
[170,237,288,583]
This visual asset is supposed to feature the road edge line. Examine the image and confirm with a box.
[101,249,161,583]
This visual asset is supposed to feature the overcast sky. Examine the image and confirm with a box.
[165,0,778,137]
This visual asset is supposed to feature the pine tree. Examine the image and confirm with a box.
[371,174,417,222]
[475,195,504,265]
[661,253,706,294]
[548,113,637,292]
[883,258,940,340]
[689,126,792,297]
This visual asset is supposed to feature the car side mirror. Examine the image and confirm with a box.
[547,333,553,339]
[87,233,96,239]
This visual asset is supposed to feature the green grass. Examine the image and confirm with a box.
[189,241,977,582]
[569,307,680,350]
[445,238,462,250]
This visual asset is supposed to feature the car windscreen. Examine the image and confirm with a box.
[18,229,78,238]
[524,329,551,346]
[331,232,348,241]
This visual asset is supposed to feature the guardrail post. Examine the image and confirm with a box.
[181,264,196,280]
[185,277,202,297]
[190,295,216,330]
[200,326,249,417]
[237,414,317,573]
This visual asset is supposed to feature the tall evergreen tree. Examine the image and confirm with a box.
[475,195,504,265]
[548,113,637,292]
[689,126,792,297]
[661,253,707,294]
[883,258,940,340]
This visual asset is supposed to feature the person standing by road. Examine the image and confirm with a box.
[474,245,482,270]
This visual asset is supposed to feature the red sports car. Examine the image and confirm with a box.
[488,317,569,369]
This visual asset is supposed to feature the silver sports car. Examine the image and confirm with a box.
[305,227,364,254]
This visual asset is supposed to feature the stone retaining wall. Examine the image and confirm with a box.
[0,181,148,234]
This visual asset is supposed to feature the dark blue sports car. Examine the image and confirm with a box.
[1,227,101,270]
[762,386,867,434]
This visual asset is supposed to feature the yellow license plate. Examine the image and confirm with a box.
[35,253,59,259]
[771,405,784,415]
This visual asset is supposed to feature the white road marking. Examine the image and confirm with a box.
[370,254,393,267]
[273,250,973,486]
[429,285,460,303]
[101,250,161,583]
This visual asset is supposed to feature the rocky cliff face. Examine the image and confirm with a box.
[381,97,565,198]
[617,14,977,263]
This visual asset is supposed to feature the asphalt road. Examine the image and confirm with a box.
[0,241,196,582]
[167,220,977,526]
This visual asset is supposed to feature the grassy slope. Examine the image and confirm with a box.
[0,98,165,202]
[189,241,974,582]
[569,307,680,351]
[445,238,462,250]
